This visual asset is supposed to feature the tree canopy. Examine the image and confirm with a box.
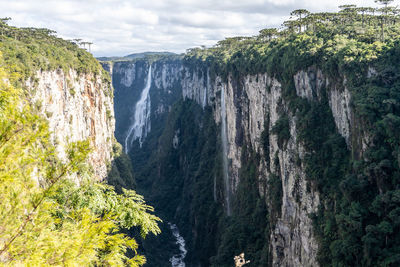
[183,2,400,266]
[0,43,160,266]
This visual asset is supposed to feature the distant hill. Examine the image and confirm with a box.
[97,51,178,62]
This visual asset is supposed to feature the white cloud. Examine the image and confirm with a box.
[0,0,384,56]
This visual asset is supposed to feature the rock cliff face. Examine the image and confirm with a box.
[26,69,115,181]
[294,67,370,158]
[110,58,360,266]
[181,70,317,266]
[180,66,357,266]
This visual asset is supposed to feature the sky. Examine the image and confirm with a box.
[0,0,382,57]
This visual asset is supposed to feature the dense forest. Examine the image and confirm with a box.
[0,19,161,266]
[121,1,400,266]
[2,0,400,266]
[181,1,400,265]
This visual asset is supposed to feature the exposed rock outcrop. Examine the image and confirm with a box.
[110,59,362,266]
[27,69,115,181]
[180,66,359,266]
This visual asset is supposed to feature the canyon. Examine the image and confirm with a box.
[102,54,361,266]
[24,49,389,267]
[4,3,400,266]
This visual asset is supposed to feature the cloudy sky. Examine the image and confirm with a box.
[1,0,381,57]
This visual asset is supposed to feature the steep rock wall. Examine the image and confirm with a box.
[27,69,115,181]
[181,66,358,266]
[294,67,370,158]
[110,59,360,266]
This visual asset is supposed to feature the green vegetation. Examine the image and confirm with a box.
[128,99,271,266]
[271,114,290,149]
[260,116,270,168]
[107,141,136,192]
[97,52,181,63]
[184,2,400,82]
[267,172,283,229]
[109,57,185,265]
[211,148,270,267]
[182,2,400,266]
[309,41,400,266]
[0,18,104,87]
[132,100,221,266]
[0,36,160,265]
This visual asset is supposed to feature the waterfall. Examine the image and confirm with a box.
[221,86,231,216]
[124,65,152,153]
[202,85,207,108]
[202,74,208,108]
[213,174,217,202]
[169,223,187,267]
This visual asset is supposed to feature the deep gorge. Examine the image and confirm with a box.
[103,33,397,266]
[2,3,400,266]
[103,41,400,266]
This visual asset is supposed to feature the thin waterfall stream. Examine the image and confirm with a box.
[124,65,152,153]
[221,86,231,216]
[168,223,187,267]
